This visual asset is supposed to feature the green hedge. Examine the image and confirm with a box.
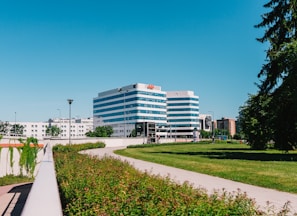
[53,142,105,153]
[53,143,263,215]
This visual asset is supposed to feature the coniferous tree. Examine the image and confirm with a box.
[247,0,297,150]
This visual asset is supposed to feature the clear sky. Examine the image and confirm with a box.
[0,0,267,122]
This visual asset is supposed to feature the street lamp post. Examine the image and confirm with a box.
[67,99,73,145]
[57,109,61,137]
[14,112,16,136]
[123,91,127,138]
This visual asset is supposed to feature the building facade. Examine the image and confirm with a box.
[198,114,212,132]
[216,117,236,137]
[2,118,93,140]
[166,91,199,138]
[93,83,167,137]
[93,83,200,138]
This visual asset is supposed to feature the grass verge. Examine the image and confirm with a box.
[115,141,297,194]
[0,175,33,186]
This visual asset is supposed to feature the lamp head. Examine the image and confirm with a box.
[67,99,73,105]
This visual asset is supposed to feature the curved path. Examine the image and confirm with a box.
[83,147,297,214]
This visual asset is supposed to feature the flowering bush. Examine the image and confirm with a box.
[54,143,264,215]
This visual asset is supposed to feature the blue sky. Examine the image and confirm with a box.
[0,0,267,122]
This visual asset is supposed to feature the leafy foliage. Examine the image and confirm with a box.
[240,0,297,151]
[85,126,113,137]
[46,125,61,137]
[10,124,24,135]
[0,175,33,186]
[0,121,10,134]
[17,137,40,177]
[238,94,273,149]
[53,144,263,215]
[53,142,105,153]
[200,130,211,138]
[129,128,136,137]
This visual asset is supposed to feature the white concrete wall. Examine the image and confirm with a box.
[0,139,44,177]
[0,137,188,177]
[48,137,148,147]
[47,137,182,147]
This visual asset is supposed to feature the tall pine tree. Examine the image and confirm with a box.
[255,0,297,150]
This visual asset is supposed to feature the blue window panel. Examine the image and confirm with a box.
[168,119,199,122]
[94,97,166,108]
[167,103,199,107]
[95,110,167,117]
[167,114,199,117]
[167,97,199,102]
[94,91,166,103]
[94,102,167,110]
[99,116,167,123]
[167,108,199,112]
[168,124,200,128]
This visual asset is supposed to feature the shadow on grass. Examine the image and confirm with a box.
[155,151,297,161]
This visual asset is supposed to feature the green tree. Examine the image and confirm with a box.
[238,94,273,149]
[85,130,94,137]
[242,0,297,150]
[200,130,211,139]
[104,126,113,137]
[128,128,136,137]
[86,126,113,137]
[269,41,297,150]
[46,125,61,137]
[10,124,24,136]
[0,121,10,134]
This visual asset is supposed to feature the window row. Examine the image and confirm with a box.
[94,96,166,108]
[94,90,166,103]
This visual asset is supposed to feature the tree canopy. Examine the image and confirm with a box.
[86,126,113,137]
[46,125,61,137]
[239,0,297,151]
[0,121,10,134]
[10,124,24,136]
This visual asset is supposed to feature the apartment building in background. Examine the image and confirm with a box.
[3,118,93,139]
[216,117,236,137]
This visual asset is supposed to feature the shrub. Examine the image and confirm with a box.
[53,142,105,153]
[53,144,263,215]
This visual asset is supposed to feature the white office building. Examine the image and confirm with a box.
[167,91,200,138]
[93,83,200,138]
[93,83,167,137]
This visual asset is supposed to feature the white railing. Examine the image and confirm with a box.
[21,143,63,216]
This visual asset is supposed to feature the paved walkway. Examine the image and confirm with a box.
[83,147,297,215]
[0,182,32,216]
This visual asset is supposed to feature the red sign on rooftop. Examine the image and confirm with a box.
[147,84,154,89]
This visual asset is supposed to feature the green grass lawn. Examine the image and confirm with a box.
[115,142,297,194]
[0,175,33,186]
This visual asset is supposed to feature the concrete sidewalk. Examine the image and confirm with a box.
[83,147,297,215]
[0,183,32,216]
